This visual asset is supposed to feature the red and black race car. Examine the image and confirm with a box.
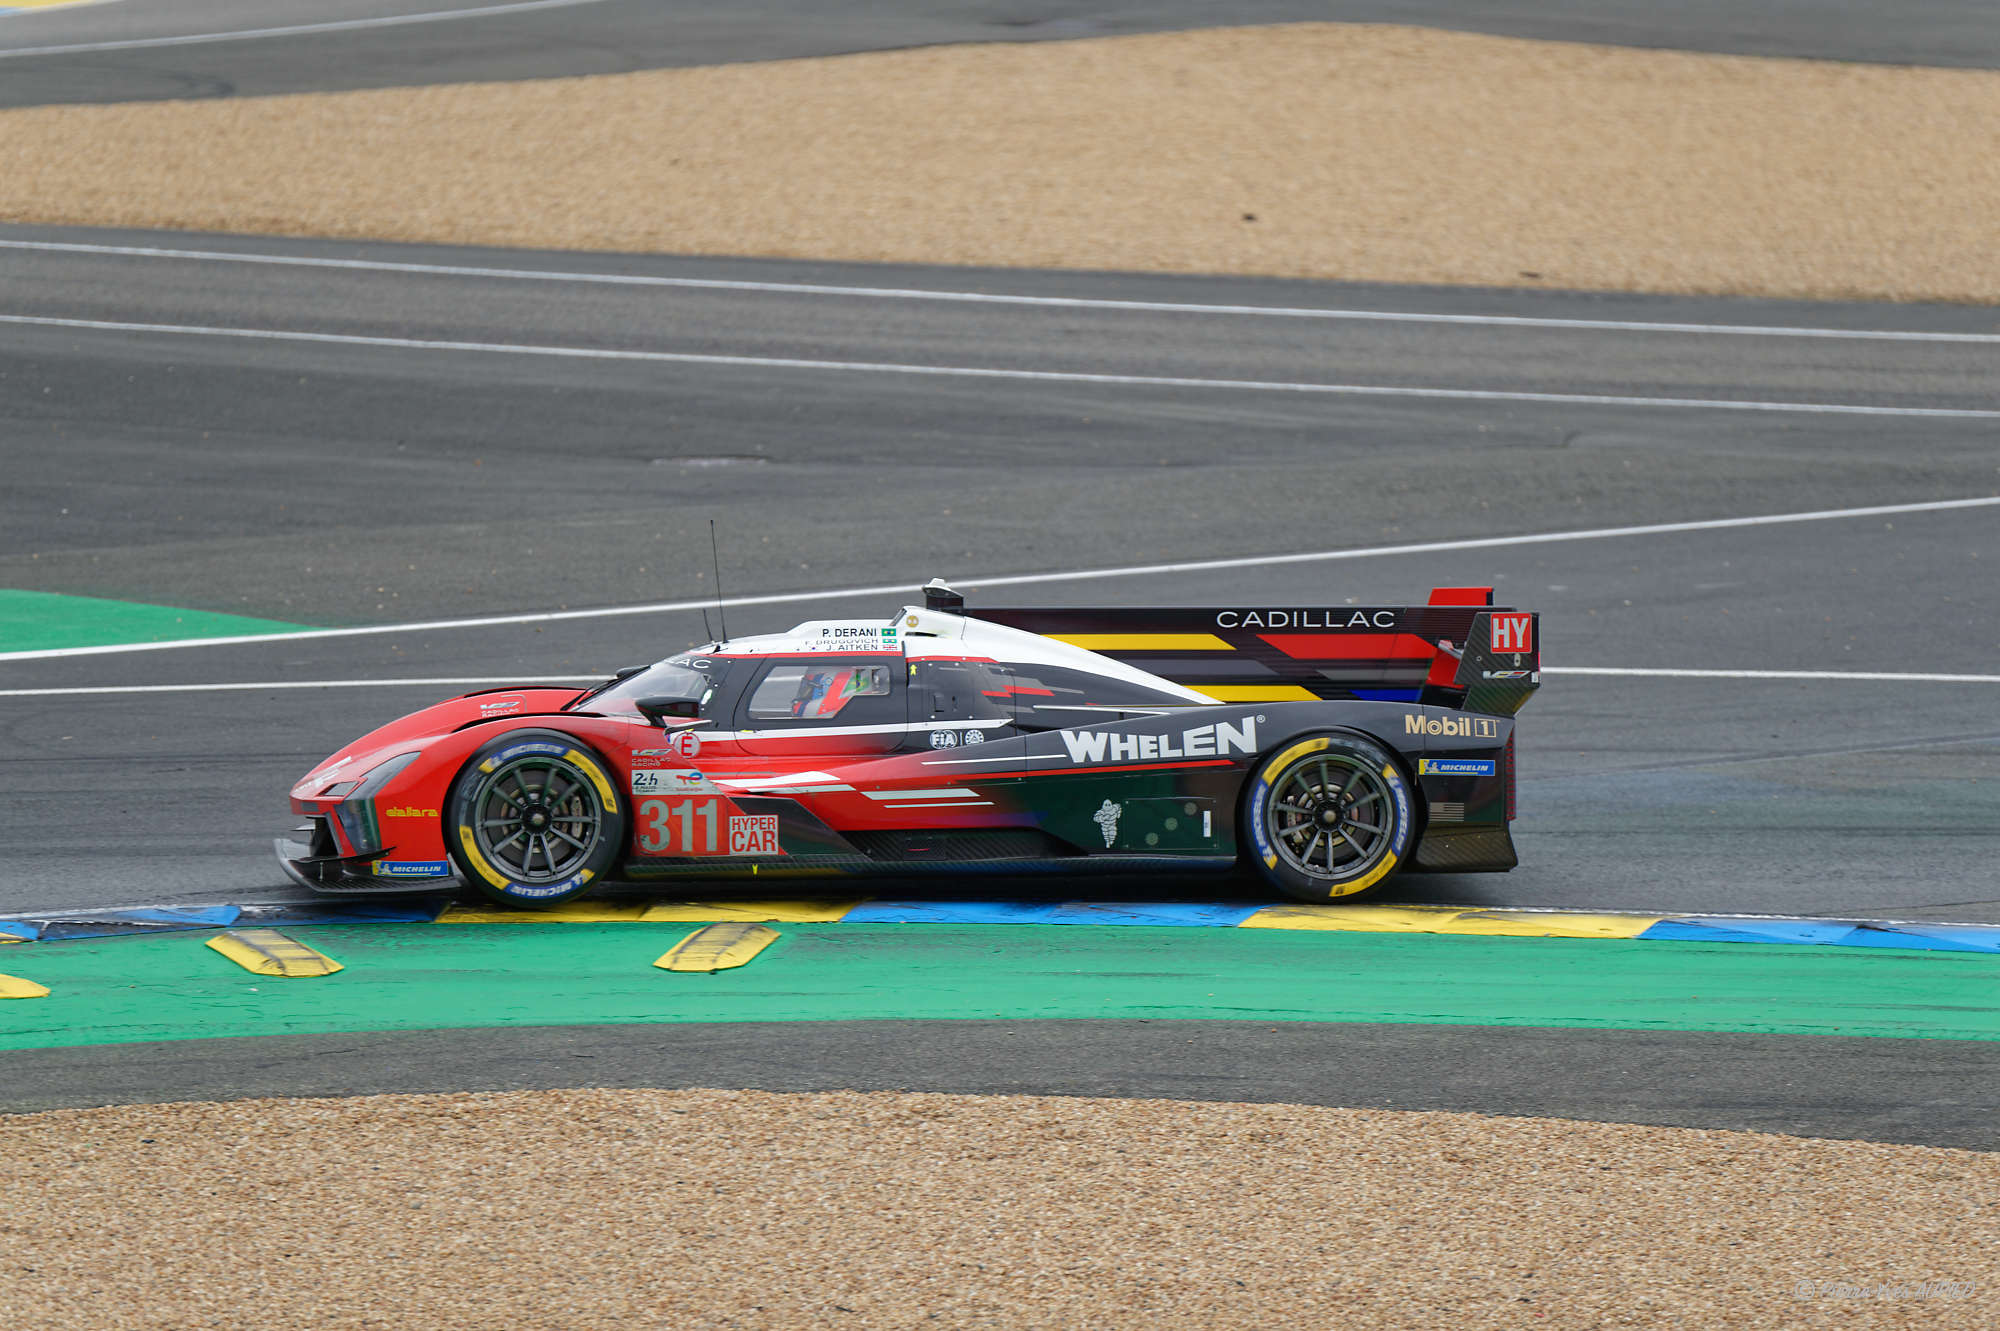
[278,581,1539,908]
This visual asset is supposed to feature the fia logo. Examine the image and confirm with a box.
[930,730,960,749]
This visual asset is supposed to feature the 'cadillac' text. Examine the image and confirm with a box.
[1215,610,1397,630]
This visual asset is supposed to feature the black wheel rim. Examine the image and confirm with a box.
[1266,753,1395,880]
[470,756,602,883]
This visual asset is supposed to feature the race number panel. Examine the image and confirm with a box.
[635,796,784,857]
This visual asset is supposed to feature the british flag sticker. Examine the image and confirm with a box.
[1491,613,1533,654]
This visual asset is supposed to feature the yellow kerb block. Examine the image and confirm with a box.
[205,929,344,977]
[1241,905,1660,939]
[655,923,780,973]
[0,973,50,1000]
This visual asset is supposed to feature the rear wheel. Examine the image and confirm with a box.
[446,730,626,909]
[1242,733,1415,902]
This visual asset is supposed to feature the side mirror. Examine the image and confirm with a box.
[636,697,701,727]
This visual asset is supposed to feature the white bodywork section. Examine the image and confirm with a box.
[689,605,1215,707]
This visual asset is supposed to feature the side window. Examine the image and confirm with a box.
[743,661,899,724]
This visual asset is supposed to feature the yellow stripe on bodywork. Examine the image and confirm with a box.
[205,929,344,977]
[642,900,861,923]
[1241,905,1662,939]
[439,901,656,923]
[1050,633,1235,653]
[655,922,780,972]
[0,973,50,999]
[1194,685,1321,702]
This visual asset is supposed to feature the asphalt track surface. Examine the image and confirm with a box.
[4,4,2000,1136]
[9,1022,1995,1150]
[8,0,2000,110]
[5,226,1998,927]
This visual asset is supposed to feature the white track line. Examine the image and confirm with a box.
[5,666,1999,698]
[1544,667,2000,684]
[4,312,1997,419]
[6,238,2000,344]
[0,0,609,58]
[3,494,1996,664]
[0,677,593,697]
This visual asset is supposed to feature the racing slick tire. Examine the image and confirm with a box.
[1241,732,1416,903]
[445,729,627,909]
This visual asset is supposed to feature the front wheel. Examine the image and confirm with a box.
[1242,732,1415,902]
[446,730,626,909]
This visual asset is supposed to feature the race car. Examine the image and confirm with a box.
[277,580,1539,908]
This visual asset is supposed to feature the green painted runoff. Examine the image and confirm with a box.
[2,924,1995,1051]
[0,589,306,653]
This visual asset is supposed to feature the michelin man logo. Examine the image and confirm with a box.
[1092,799,1122,848]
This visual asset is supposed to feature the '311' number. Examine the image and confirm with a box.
[638,797,718,854]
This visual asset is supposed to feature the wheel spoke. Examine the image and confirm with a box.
[1279,822,1314,845]
[1339,767,1364,800]
[545,774,578,808]
[492,828,525,854]
[1301,829,1325,865]
[1346,819,1385,835]
[480,817,518,831]
[1339,829,1369,858]
[547,826,587,852]
[1346,791,1382,812]
[1274,801,1314,816]
[1323,833,1340,871]
[1317,761,1333,798]
[487,785,521,810]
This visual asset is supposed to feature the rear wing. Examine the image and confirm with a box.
[967,586,1540,715]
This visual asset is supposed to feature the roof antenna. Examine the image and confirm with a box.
[709,518,729,642]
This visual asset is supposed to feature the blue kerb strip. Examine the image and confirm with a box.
[30,904,241,941]
[236,900,449,926]
[1640,919,1861,946]
[0,921,37,942]
[1046,901,1270,927]
[1838,925,2000,954]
